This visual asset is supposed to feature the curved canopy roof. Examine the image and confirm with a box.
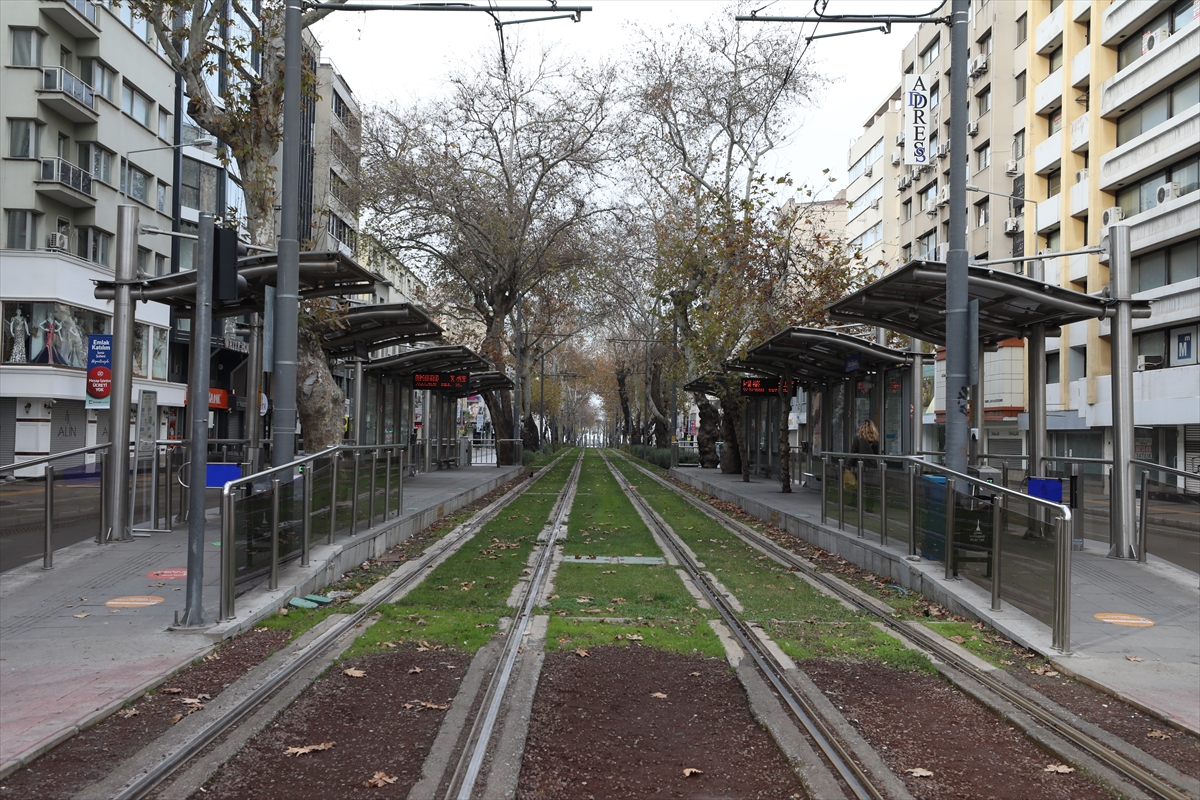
[730,327,914,386]
[369,345,490,383]
[321,303,442,357]
[826,259,1151,345]
[464,371,515,398]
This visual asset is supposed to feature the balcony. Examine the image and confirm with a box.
[1102,0,1170,48]
[37,67,97,123]
[38,0,100,39]
[1068,253,1089,284]
[1069,181,1089,218]
[1073,1,1091,24]
[1070,115,1089,153]
[1099,105,1199,191]
[1037,194,1061,232]
[1033,129,1062,174]
[1035,2,1066,53]
[1128,189,1200,257]
[1033,68,1064,116]
[34,157,95,207]
[1071,45,1090,89]
[1101,22,1199,118]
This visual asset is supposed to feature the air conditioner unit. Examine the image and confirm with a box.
[46,232,68,250]
[900,174,913,188]
[864,164,873,178]
[911,167,922,180]
[1004,159,1019,176]
[1137,354,1164,371]
[891,150,902,166]
[936,243,950,262]
[1003,217,1022,234]
[968,120,980,137]
[1142,27,1170,54]
[936,142,951,159]
[937,186,951,206]
[1100,206,1124,227]
[869,198,881,210]
[1075,168,1089,184]
[896,132,905,147]
[1156,182,1181,205]
[971,54,989,76]
[926,207,939,218]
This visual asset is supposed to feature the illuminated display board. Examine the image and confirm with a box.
[413,372,470,390]
[740,378,794,397]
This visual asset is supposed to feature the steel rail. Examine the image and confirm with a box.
[446,450,585,800]
[600,451,883,800]
[616,453,1194,800]
[112,452,570,800]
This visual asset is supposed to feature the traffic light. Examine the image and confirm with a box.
[213,226,239,302]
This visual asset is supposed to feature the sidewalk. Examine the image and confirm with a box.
[0,465,522,777]
[670,466,1200,735]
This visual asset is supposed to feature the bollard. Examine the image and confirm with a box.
[269,477,280,591]
[1137,469,1149,563]
[908,464,918,556]
[398,450,405,519]
[856,459,865,538]
[149,447,160,528]
[384,450,392,521]
[165,447,174,527]
[1072,462,1083,550]
[328,451,340,544]
[991,493,1004,611]
[220,490,236,620]
[944,477,956,580]
[350,452,361,536]
[43,464,54,570]
[302,459,313,568]
[1053,513,1073,654]
[837,458,846,531]
[880,461,889,546]
[820,455,828,524]
[369,450,378,528]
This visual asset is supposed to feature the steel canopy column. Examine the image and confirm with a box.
[1027,259,1047,486]
[1108,224,1137,559]
[353,358,365,446]
[944,0,971,476]
[272,0,302,469]
[909,337,923,455]
[105,204,139,543]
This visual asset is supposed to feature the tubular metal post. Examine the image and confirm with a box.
[384,450,392,520]
[880,461,889,545]
[1054,513,1073,654]
[301,459,313,567]
[991,494,1004,611]
[148,447,159,528]
[351,452,361,536]
[1137,469,1149,563]
[269,477,280,591]
[369,450,378,527]
[398,449,405,518]
[97,457,107,543]
[1072,462,1083,550]
[328,451,339,544]
[43,465,54,570]
[220,490,235,620]
[837,458,846,531]
[856,459,865,537]
[106,204,139,543]
[820,455,828,524]
[945,477,957,580]
[908,463,918,556]
[1108,223,1137,559]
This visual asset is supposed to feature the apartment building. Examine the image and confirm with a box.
[1026,0,1198,476]
[845,88,903,271]
[0,0,188,470]
[310,58,360,256]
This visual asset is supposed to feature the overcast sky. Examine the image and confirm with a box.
[310,1,918,194]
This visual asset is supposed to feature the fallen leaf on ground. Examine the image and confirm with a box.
[343,668,366,678]
[574,649,590,657]
[161,688,183,694]
[1125,655,1144,662]
[905,768,934,778]
[168,713,184,725]
[72,612,90,619]
[689,672,700,677]
[682,768,703,777]
[1044,763,1075,774]
[284,742,335,756]
[1029,665,1060,677]
[419,701,449,710]
[1147,729,1172,740]
[949,635,966,644]
[409,667,423,674]
[651,692,668,699]
[380,641,396,648]
[626,634,644,641]
[365,771,397,787]
[203,653,220,661]
[117,708,140,718]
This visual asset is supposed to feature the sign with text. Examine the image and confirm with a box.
[137,390,158,454]
[740,377,793,397]
[903,73,932,166]
[413,372,470,391]
[85,334,112,409]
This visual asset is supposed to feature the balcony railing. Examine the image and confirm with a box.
[41,66,96,112]
[39,157,94,196]
[65,0,98,24]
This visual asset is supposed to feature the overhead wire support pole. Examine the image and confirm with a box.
[943,0,970,475]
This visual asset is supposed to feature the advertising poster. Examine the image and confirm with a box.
[86,334,112,409]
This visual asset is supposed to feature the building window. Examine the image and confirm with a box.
[919,181,938,211]
[1049,0,1063,10]
[1048,45,1063,73]
[331,90,353,124]
[1046,352,1060,384]
[1015,71,1026,102]
[157,182,168,213]
[181,157,221,214]
[976,200,990,227]
[122,83,153,128]
[1048,109,1062,135]
[903,199,913,221]
[1118,0,1194,71]
[1046,169,1061,197]
[75,226,111,266]
[1116,154,1200,218]
[1132,238,1199,293]
[978,33,992,55]
[848,180,883,222]
[1016,14,1027,43]
[328,213,357,251]
[2,302,112,367]
[155,253,168,276]
[121,161,151,204]
[158,109,171,140]
[5,210,37,250]
[976,87,991,116]
[78,59,115,102]
[976,143,991,172]
[850,221,883,251]
[330,170,354,208]
[1044,228,1061,253]
[1012,129,1025,159]
[11,29,44,66]
[902,243,913,262]
[918,229,938,258]
[848,137,885,183]
[1116,73,1199,146]
[8,120,41,159]
[930,83,940,110]
[78,143,112,185]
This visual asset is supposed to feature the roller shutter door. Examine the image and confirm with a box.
[0,398,15,467]
[49,400,87,468]
[1185,425,1200,493]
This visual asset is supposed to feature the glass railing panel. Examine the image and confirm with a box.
[883,467,911,551]
[232,484,272,585]
[997,494,1056,627]
[859,464,882,537]
[951,485,997,598]
[1142,476,1199,573]
[914,475,948,571]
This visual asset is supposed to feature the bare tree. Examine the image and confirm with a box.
[360,43,618,456]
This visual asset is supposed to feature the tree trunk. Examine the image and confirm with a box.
[481,389,516,464]
[296,326,344,451]
[696,394,721,469]
[778,392,792,493]
[719,404,741,475]
[650,362,669,448]
[616,371,632,446]
[522,412,539,453]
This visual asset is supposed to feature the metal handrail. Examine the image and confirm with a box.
[0,443,113,474]
[1131,459,1199,482]
[1042,455,1113,466]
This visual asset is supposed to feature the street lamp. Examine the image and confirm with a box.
[121,136,216,203]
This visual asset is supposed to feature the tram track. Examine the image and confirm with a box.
[104,452,573,800]
[610,450,1198,800]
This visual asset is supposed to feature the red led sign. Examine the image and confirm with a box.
[413,372,470,390]
[740,378,793,397]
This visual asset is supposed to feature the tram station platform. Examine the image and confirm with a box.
[0,464,522,778]
[669,466,1200,736]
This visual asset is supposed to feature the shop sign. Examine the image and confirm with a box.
[903,73,932,166]
[86,334,112,409]
[183,387,231,409]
